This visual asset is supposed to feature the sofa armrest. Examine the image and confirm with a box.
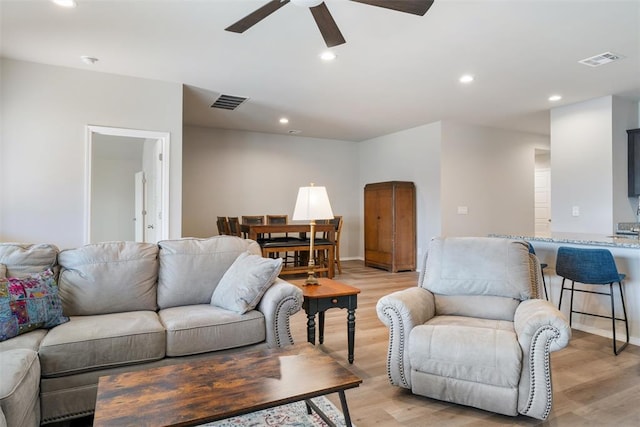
[376,287,435,389]
[514,299,571,420]
[257,278,303,348]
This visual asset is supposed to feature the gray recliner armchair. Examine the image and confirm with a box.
[376,237,571,420]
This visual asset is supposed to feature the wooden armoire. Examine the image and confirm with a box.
[364,181,416,272]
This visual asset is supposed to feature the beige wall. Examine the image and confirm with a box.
[181,126,361,258]
[441,121,549,238]
[0,59,183,248]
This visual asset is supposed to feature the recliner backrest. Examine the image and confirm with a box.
[419,237,536,320]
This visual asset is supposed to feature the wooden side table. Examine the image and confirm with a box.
[292,278,361,364]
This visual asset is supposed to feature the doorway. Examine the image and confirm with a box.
[535,150,551,236]
[85,126,170,244]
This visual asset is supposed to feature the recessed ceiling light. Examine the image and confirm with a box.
[52,0,77,8]
[459,74,474,84]
[279,118,289,124]
[320,51,336,61]
[80,56,99,65]
[548,95,562,102]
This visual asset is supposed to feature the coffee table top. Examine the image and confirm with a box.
[93,343,362,427]
[291,278,361,299]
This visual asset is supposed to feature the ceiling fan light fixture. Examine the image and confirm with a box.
[51,0,77,8]
[459,74,474,84]
[291,0,324,8]
[320,51,336,61]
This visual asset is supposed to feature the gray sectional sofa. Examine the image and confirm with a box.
[0,236,303,426]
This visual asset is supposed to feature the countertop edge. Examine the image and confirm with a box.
[489,233,640,249]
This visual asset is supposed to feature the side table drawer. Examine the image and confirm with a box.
[305,295,357,313]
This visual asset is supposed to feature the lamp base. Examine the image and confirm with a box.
[303,261,320,286]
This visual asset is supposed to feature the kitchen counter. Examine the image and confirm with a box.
[490,232,640,347]
[489,232,640,249]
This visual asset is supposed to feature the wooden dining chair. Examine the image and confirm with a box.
[241,215,265,225]
[216,216,230,236]
[227,217,241,237]
[323,216,343,274]
[265,214,297,265]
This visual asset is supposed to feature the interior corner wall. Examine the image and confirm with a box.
[357,122,442,263]
[0,59,183,248]
[440,121,548,238]
[181,126,360,259]
[550,96,614,234]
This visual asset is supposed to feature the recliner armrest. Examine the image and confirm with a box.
[257,278,303,348]
[376,287,435,389]
[514,299,571,420]
[514,299,571,352]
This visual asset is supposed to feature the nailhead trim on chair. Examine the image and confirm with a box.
[522,325,560,419]
[274,295,301,347]
[380,305,409,388]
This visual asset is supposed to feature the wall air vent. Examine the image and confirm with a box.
[210,94,248,110]
[578,52,624,67]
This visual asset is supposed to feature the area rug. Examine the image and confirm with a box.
[200,395,354,427]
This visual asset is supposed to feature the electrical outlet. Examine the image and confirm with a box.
[572,206,580,217]
[457,206,468,215]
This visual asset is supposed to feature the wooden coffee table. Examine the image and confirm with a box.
[292,278,361,364]
[93,343,361,427]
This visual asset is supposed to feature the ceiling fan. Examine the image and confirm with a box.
[225,0,434,48]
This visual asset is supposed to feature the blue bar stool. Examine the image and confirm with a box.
[556,246,629,355]
[527,243,549,300]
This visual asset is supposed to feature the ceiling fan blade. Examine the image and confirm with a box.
[350,0,434,16]
[225,0,290,33]
[310,2,346,48]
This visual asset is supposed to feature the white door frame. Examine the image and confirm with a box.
[85,125,170,244]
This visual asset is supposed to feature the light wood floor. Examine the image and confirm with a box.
[292,260,640,427]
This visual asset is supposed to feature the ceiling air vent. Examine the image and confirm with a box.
[210,94,248,110]
[578,52,623,67]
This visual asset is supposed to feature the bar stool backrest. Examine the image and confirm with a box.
[556,247,622,284]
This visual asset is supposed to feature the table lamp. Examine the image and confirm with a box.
[292,183,334,285]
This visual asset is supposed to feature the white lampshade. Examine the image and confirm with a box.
[292,185,334,221]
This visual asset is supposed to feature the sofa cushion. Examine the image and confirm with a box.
[0,329,47,353]
[157,236,261,309]
[58,242,159,315]
[159,304,266,356]
[210,251,282,314]
[0,269,69,342]
[0,349,40,427]
[0,243,58,278]
[39,311,165,376]
[409,315,522,388]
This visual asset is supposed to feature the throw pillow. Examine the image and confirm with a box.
[210,251,282,314]
[0,269,69,342]
[0,263,6,278]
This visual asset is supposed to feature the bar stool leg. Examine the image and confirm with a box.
[569,280,576,327]
[558,278,566,311]
[612,281,629,355]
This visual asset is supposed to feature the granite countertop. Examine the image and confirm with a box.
[489,232,640,249]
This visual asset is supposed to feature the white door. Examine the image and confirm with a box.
[134,171,146,242]
[535,168,551,236]
[142,139,163,243]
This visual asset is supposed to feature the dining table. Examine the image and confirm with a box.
[240,223,336,279]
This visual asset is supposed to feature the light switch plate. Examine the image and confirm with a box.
[457,206,468,215]
[572,206,580,216]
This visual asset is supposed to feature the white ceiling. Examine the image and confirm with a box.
[2,0,639,141]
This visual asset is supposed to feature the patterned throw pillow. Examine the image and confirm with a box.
[0,269,69,342]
